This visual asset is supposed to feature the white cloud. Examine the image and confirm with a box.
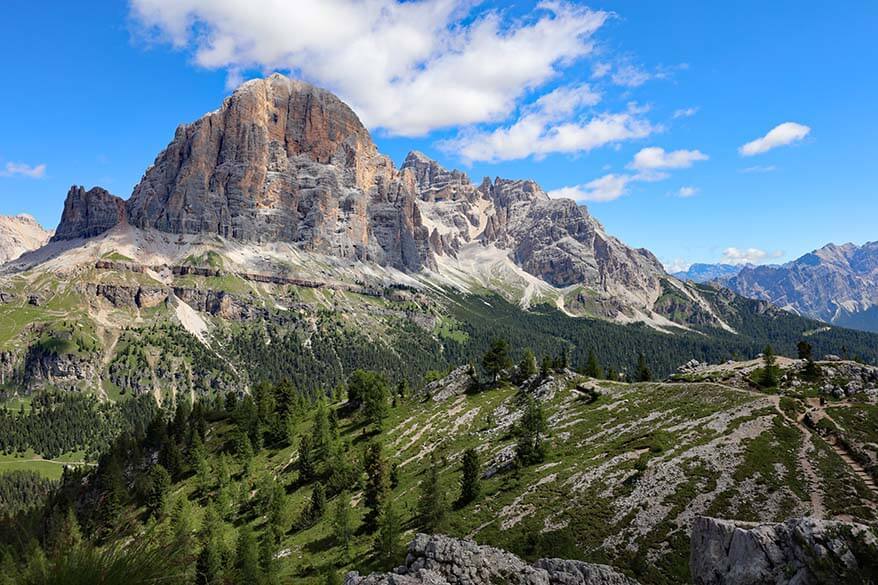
[549,145,707,203]
[548,173,632,202]
[610,63,652,87]
[739,165,777,174]
[0,162,47,179]
[673,107,697,119]
[721,247,784,265]
[664,258,692,273]
[629,146,708,171]
[591,62,611,79]
[443,97,655,162]
[131,0,610,137]
[739,122,811,156]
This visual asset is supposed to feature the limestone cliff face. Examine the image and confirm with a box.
[49,74,676,320]
[0,214,52,263]
[403,150,667,305]
[346,533,639,585]
[125,74,432,271]
[51,186,126,242]
[727,242,878,332]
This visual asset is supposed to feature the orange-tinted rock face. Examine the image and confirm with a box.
[124,74,432,271]
[51,186,126,242]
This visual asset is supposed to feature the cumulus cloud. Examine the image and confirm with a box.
[673,107,697,119]
[664,258,692,273]
[548,173,632,202]
[442,93,656,162]
[611,63,652,87]
[739,122,811,156]
[0,162,47,179]
[629,146,708,171]
[549,145,708,203]
[721,247,784,265]
[740,165,777,174]
[130,0,610,136]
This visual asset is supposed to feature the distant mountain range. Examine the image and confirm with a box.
[0,214,52,264]
[672,263,745,283]
[726,242,878,333]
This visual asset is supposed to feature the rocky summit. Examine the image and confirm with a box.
[726,241,878,333]
[0,214,52,264]
[42,73,711,325]
[690,516,878,585]
[345,534,639,585]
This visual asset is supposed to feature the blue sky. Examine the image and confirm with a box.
[1,1,875,270]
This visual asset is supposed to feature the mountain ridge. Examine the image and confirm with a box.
[727,241,878,332]
[39,73,708,329]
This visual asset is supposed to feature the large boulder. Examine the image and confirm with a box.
[345,533,638,585]
[690,516,878,585]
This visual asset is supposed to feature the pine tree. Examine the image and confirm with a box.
[348,370,390,431]
[373,500,402,571]
[260,534,279,585]
[145,463,171,519]
[482,339,512,383]
[584,350,603,379]
[635,353,653,382]
[417,454,447,532]
[298,434,316,483]
[516,396,548,466]
[759,345,778,387]
[312,400,333,465]
[333,490,354,558]
[540,355,553,379]
[517,348,537,382]
[363,440,388,533]
[235,525,262,584]
[196,505,225,585]
[457,447,481,507]
[309,482,327,523]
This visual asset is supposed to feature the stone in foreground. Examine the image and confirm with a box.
[690,516,878,585]
[345,533,638,585]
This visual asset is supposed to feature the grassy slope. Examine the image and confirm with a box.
[135,377,877,585]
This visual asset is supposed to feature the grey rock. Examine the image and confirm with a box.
[0,214,52,263]
[727,241,878,333]
[690,516,878,585]
[52,186,126,241]
[345,534,638,585]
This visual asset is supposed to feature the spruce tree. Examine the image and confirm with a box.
[363,440,388,533]
[417,455,447,532]
[333,490,353,557]
[457,448,481,507]
[759,345,778,387]
[235,525,262,584]
[309,482,327,523]
[145,463,171,519]
[517,348,537,382]
[635,353,653,382]
[516,396,548,466]
[298,434,316,483]
[373,501,402,571]
[482,339,512,383]
[584,350,603,379]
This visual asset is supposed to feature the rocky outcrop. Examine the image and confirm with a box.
[125,74,432,271]
[51,186,126,241]
[690,516,878,585]
[345,534,638,585]
[420,365,476,402]
[0,214,52,263]
[21,344,96,392]
[727,241,878,332]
